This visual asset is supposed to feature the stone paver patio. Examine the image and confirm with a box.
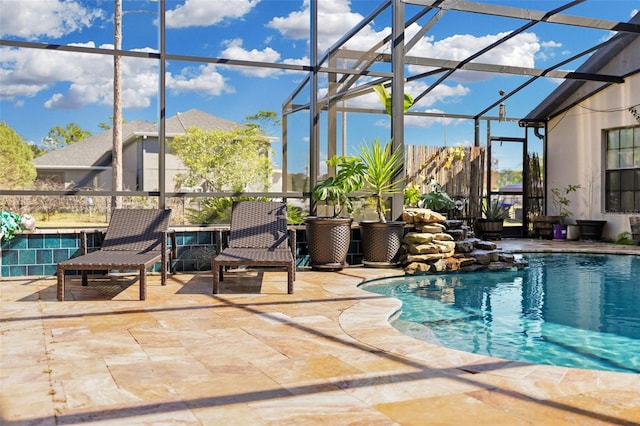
[1,239,639,425]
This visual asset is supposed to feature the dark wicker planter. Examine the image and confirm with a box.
[532,216,561,239]
[475,218,504,240]
[304,216,352,271]
[631,216,640,244]
[359,221,406,268]
[576,219,607,241]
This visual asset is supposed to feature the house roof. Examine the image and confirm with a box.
[523,13,640,123]
[161,108,242,134]
[33,109,245,170]
[33,119,152,169]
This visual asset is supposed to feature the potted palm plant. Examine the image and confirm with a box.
[357,138,406,267]
[475,198,510,240]
[305,155,365,270]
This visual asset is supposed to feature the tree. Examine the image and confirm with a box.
[245,110,281,134]
[42,123,92,150]
[28,143,47,158]
[170,127,273,192]
[0,121,36,189]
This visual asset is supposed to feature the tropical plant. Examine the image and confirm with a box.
[403,184,421,206]
[482,199,510,221]
[420,191,456,212]
[372,84,414,115]
[357,138,405,223]
[614,231,636,245]
[1,211,35,241]
[419,178,455,212]
[551,184,581,218]
[311,155,366,218]
[286,204,305,225]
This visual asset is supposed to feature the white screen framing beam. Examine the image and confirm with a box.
[405,0,640,34]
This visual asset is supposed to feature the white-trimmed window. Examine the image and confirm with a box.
[605,126,640,213]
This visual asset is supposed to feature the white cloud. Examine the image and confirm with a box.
[1,40,238,108]
[283,56,309,67]
[407,31,542,82]
[0,42,159,109]
[166,63,233,96]
[404,110,465,128]
[219,38,282,77]
[0,0,103,40]
[270,3,545,87]
[165,0,260,28]
[267,0,390,53]
[541,41,562,48]
[407,81,470,108]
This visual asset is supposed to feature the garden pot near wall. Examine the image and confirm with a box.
[567,224,580,241]
[304,216,352,271]
[532,216,561,239]
[359,221,406,268]
[576,219,607,241]
[475,219,504,241]
[629,216,640,244]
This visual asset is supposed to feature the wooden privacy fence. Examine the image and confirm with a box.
[406,145,485,220]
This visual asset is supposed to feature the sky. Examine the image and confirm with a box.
[1,0,638,174]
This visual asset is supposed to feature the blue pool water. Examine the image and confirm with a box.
[361,253,640,373]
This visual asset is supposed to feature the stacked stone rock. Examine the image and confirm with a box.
[401,208,528,274]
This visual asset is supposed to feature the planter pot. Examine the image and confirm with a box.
[566,224,580,241]
[304,216,352,271]
[553,224,567,240]
[576,219,607,241]
[475,218,504,240]
[359,221,406,268]
[532,216,561,239]
[630,216,640,244]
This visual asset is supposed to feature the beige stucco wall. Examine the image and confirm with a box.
[546,72,640,240]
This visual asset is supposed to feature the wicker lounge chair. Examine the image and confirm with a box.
[213,201,295,294]
[57,209,175,301]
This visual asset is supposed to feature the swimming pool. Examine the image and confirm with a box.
[360,253,640,373]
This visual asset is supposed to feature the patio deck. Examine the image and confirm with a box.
[1,240,639,425]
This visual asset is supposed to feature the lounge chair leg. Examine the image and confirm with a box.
[57,268,65,301]
[82,271,88,286]
[213,263,220,294]
[288,266,294,294]
[161,248,167,285]
[140,268,146,300]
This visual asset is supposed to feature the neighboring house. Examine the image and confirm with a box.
[33,109,281,192]
[523,13,640,241]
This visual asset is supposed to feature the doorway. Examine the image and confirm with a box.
[487,136,527,238]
